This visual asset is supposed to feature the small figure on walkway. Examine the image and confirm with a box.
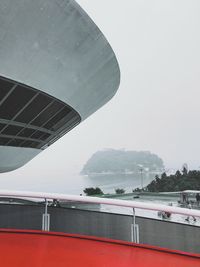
[52,199,60,207]
[185,202,196,222]
[161,211,171,219]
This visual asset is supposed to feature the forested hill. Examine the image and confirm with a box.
[81,149,164,175]
[146,169,200,192]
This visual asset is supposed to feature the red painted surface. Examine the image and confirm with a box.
[0,229,199,267]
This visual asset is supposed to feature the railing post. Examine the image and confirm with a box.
[42,198,50,231]
[131,208,139,243]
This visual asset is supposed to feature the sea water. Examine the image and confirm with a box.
[0,172,157,195]
[43,172,157,195]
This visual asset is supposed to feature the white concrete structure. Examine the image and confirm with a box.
[0,0,120,172]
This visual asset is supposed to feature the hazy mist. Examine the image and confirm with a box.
[0,0,200,191]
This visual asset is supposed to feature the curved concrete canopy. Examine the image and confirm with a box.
[0,0,120,119]
[0,0,120,172]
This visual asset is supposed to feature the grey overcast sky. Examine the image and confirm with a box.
[1,0,200,190]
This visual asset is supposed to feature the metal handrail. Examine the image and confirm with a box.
[0,190,199,217]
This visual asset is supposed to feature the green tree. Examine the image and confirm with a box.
[182,167,188,176]
[146,169,200,192]
[83,187,104,196]
[115,188,125,194]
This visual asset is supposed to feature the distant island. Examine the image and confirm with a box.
[81,149,164,175]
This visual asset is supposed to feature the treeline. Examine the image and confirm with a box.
[81,149,164,174]
[83,187,125,196]
[146,169,200,192]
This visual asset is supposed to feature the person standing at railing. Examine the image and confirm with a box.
[182,193,187,204]
[196,193,200,206]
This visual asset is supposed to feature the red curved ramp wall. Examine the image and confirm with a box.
[0,230,199,267]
